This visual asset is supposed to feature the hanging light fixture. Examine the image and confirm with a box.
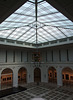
[32,0,41,67]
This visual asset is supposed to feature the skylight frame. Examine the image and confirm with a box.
[0,0,73,46]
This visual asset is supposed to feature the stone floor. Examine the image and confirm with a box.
[0,83,73,100]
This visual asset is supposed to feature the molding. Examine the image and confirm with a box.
[0,37,73,48]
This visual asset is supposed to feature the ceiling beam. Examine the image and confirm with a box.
[14,13,34,17]
[38,11,59,17]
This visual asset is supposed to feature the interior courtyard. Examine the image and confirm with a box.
[0,0,73,100]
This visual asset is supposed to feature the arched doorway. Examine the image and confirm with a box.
[34,68,41,82]
[1,68,13,89]
[18,67,27,85]
[62,67,73,87]
[48,67,57,84]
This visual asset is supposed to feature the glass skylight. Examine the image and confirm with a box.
[0,0,73,45]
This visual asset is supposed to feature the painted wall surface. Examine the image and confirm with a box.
[47,50,52,62]
[22,51,27,62]
[15,51,21,62]
[7,50,13,62]
[0,49,30,63]
[68,48,73,62]
[41,47,73,63]
[0,49,6,63]
[0,46,73,63]
[60,49,67,62]
[53,49,59,62]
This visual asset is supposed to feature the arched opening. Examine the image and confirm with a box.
[62,67,73,87]
[48,67,57,84]
[34,68,41,82]
[18,67,27,85]
[1,68,13,89]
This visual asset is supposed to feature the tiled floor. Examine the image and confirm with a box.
[0,83,73,100]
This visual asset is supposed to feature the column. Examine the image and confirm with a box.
[30,67,34,83]
[41,65,48,83]
[13,68,18,87]
[27,65,34,83]
[41,67,43,82]
[57,67,63,86]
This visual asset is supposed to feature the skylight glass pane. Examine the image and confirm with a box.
[38,1,58,16]
[39,1,58,12]
[18,28,36,41]
[5,14,35,25]
[15,1,34,13]
[26,35,36,43]
[44,20,73,29]
[8,27,30,40]
[37,34,48,43]
[0,29,14,38]
[37,28,56,41]
[43,26,66,39]
[0,1,35,30]
[37,40,42,44]
[58,28,73,37]
[6,14,33,22]
[0,17,35,30]
[38,12,68,23]
[15,2,35,16]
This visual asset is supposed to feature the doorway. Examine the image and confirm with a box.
[34,68,41,82]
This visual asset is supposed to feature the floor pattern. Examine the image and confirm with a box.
[0,83,73,100]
